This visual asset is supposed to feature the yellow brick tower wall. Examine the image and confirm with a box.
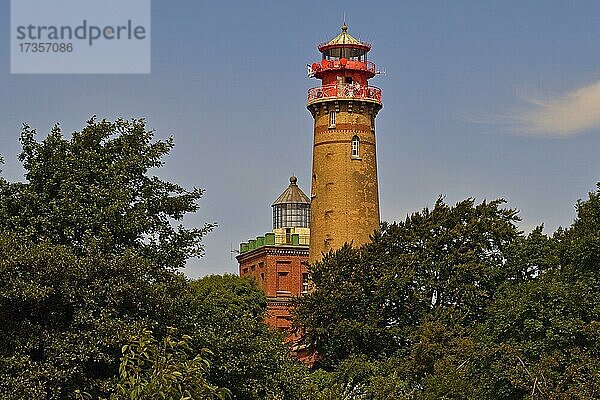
[308,100,381,264]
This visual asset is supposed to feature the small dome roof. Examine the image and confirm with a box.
[272,176,310,206]
[318,24,371,51]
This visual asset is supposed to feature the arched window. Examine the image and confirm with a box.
[351,135,360,158]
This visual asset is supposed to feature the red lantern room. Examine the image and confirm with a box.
[307,23,382,105]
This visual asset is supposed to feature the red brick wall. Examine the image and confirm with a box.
[238,246,308,329]
[238,246,308,298]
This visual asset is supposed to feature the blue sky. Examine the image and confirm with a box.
[1,0,600,277]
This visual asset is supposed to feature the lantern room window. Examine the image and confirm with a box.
[273,203,310,229]
[272,176,311,229]
[322,48,367,61]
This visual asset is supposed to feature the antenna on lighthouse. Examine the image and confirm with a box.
[306,64,314,77]
[376,67,387,76]
[230,242,240,260]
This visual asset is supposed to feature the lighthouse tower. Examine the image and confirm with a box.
[307,23,382,264]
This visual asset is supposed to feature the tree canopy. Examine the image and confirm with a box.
[1,117,598,399]
[294,197,521,367]
[294,189,600,399]
[1,118,212,264]
[0,118,215,398]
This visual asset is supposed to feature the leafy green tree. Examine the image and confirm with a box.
[464,184,600,399]
[468,275,600,399]
[189,275,308,400]
[293,244,399,368]
[0,118,214,399]
[294,197,521,368]
[295,186,600,399]
[296,356,414,400]
[112,327,230,400]
[2,118,213,264]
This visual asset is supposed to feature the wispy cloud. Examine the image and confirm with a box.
[466,80,600,137]
[515,81,600,136]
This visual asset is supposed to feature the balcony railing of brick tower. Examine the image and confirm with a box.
[307,83,382,105]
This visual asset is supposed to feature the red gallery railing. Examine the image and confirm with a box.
[313,59,377,74]
[307,84,382,104]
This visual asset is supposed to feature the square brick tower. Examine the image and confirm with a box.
[307,24,383,264]
[237,176,311,330]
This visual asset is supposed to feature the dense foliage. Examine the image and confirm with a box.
[0,119,302,399]
[294,191,600,399]
[294,197,521,367]
[188,275,307,400]
[112,327,230,400]
[1,117,598,399]
[0,118,211,398]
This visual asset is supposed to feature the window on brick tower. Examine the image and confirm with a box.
[302,273,309,293]
[329,111,336,128]
[276,316,290,329]
[352,135,360,158]
[277,271,290,292]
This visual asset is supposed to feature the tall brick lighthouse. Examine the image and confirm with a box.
[307,23,383,264]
